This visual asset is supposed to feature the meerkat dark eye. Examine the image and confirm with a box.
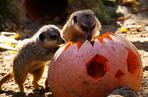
[80,24,88,32]
[39,33,45,41]
[73,16,77,23]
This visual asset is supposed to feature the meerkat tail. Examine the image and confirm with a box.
[0,72,13,89]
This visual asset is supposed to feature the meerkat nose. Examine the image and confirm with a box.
[87,31,92,41]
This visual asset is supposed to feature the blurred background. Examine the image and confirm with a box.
[0,0,145,33]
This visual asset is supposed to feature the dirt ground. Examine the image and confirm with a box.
[0,1,148,97]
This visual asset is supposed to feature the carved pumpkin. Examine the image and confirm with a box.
[47,33,143,97]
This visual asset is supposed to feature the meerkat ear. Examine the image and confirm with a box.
[39,33,45,41]
[73,16,77,23]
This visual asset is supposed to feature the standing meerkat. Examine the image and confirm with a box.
[61,9,102,42]
[0,25,64,92]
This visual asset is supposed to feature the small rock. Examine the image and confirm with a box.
[107,87,138,97]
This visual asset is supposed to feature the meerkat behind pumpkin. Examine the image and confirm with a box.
[61,9,101,43]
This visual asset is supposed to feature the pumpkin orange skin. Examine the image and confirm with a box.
[47,33,143,97]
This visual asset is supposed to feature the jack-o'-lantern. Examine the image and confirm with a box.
[47,33,143,97]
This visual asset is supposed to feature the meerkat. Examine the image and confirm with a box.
[0,25,64,92]
[61,9,102,43]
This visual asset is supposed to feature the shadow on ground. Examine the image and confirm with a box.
[0,88,53,97]
[132,41,148,52]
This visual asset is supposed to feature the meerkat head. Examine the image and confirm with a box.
[35,25,65,48]
[71,9,101,41]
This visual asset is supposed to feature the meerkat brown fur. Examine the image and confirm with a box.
[0,25,64,92]
[61,9,102,42]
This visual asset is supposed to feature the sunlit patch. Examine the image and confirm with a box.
[86,54,109,79]
[115,69,125,80]
[127,49,140,73]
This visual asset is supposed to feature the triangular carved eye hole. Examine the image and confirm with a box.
[86,54,109,79]
[127,49,140,74]
[115,70,125,80]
